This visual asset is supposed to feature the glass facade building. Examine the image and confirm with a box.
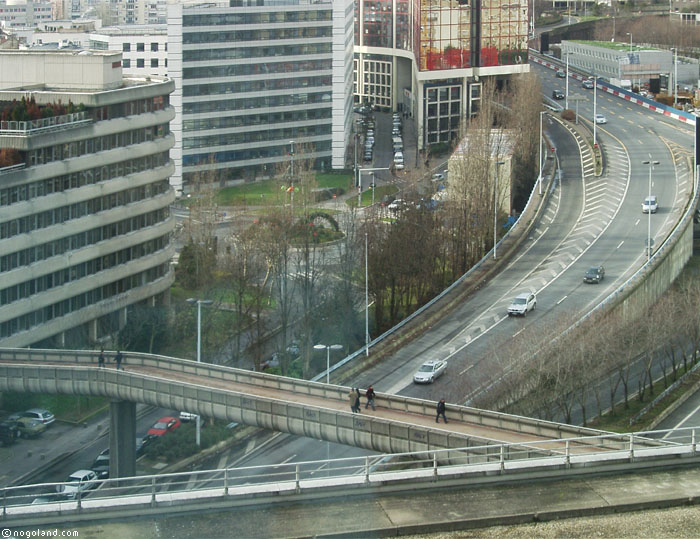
[167,0,355,194]
[354,0,529,147]
[0,50,176,348]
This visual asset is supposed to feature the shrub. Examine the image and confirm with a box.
[143,420,232,460]
[561,109,576,122]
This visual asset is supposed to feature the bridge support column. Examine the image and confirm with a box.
[110,400,136,478]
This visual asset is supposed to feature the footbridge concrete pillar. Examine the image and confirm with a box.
[109,400,136,478]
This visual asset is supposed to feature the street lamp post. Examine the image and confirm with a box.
[593,75,598,146]
[626,32,632,54]
[314,343,343,383]
[538,111,545,195]
[565,52,570,110]
[642,155,659,262]
[671,47,678,107]
[186,298,213,447]
[365,231,369,356]
[492,160,506,259]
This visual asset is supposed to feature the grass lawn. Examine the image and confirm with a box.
[346,185,399,208]
[216,173,353,206]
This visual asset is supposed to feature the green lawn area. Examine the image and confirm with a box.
[216,173,353,206]
[572,40,651,52]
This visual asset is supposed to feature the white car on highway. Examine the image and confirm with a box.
[413,360,447,384]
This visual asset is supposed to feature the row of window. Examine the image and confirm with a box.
[183,76,332,98]
[0,263,169,339]
[0,180,170,241]
[27,124,169,167]
[184,124,331,150]
[183,10,331,28]
[184,141,332,167]
[1,235,169,307]
[183,59,331,80]
[122,42,164,52]
[0,208,169,273]
[183,108,331,132]
[86,96,168,123]
[182,27,332,45]
[123,58,165,69]
[0,152,169,207]
[183,92,330,115]
[183,43,331,62]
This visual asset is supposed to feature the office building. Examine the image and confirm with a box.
[0,0,53,29]
[90,25,168,77]
[354,0,530,148]
[167,0,354,195]
[0,50,176,348]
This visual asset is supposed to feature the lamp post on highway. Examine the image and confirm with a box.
[671,47,678,107]
[538,111,545,195]
[492,160,505,259]
[593,74,598,147]
[186,297,213,446]
[642,155,659,262]
[314,343,343,383]
[565,51,571,110]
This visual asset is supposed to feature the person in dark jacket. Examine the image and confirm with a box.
[354,388,362,413]
[436,398,447,423]
[114,350,124,370]
[98,348,105,368]
[365,385,376,411]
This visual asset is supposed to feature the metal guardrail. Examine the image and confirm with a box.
[2,427,695,524]
[0,111,91,135]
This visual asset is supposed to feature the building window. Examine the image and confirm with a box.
[151,59,158,68]
[123,43,130,52]
[123,59,131,68]
[137,59,145,68]
[136,42,145,52]
[151,43,158,52]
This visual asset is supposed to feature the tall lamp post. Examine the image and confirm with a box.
[186,298,213,447]
[671,47,678,107]
[565,52,571,110]
[642,155,659,262]
[538,111,545,195]
[365,231,369,356]
[593,74,598,147]
[492,160,505,259]
[314,343,343,383]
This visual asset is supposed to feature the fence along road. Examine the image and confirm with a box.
[0,347,659,457]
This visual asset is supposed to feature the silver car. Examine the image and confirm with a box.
[413,360,447,384]
[507,292,536,316]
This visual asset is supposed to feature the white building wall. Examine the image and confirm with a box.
[331,0,354,170]
[165,0,181,194]
[89,25,168,78]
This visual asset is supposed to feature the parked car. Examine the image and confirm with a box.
[394,162,405,171]
[0,420,19,446]
[10,409,55,426]
[584,265,605,284]
[552,89,565,100]
[381,194,396,206]
[556,70,566,78]
[642,195,658,213]
[432,172,444,182]
[507,292,537,316]
[582,79,594,89]
[179,411,199,423]
[56,470,99,499]
[387,199,406,212]
[91,454,110,479]
[595,113,607,124]
[15,418,47,438]
[413,360,447,384]
[147,416,181,437]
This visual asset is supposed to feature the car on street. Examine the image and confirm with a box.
[56,470,99,499]
[394,162,405,171]
[552,89,565,100]
[179,411,199,422]
[388,199,406,212]
[19,409,55,426]
[91,453,110,479]
[556,70,566,78]
[431,172,444,182]
[595,113,607,124]
[15,418,47,438]
[363,152,373,162]
[381,194,396,206]
[642,195,658,213]
[583,265,605,284]
[147,416,181,437]
[582,79,594,89]
[413,360,447,384]
[507,292,537,316]
[0,420,19,446]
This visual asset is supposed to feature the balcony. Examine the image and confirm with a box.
[0,111,92,136]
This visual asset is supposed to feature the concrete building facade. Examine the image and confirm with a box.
[0,50,176,348]
[166,0,354,195]
[354,0,530,150]
[0,0,53,29]
[89,25,168,78]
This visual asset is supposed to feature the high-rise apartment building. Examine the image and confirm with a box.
[0,50,176,348]
[0,0,53,29]
[167,0,354,195]
[354,0,530,148]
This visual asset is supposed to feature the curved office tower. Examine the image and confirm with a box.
[0,50,176,348]
[354,0,530,149]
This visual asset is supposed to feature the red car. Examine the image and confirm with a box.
[147,416,181,437]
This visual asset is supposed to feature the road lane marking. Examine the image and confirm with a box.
[557,295,568,305]
[617,241,624,249]
[459,364,474,376]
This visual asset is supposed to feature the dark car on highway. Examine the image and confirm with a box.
[552,89,565,100]
[584,265,605,284]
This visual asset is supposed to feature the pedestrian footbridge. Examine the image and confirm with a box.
[0,348,657,478]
